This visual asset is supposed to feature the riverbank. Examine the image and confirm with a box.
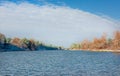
[70,49,120,52]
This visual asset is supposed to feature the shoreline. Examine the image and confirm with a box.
[69,49,120,53]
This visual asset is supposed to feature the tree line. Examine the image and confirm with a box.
[70,31,120,51]
[1,31,120,52]
[0,33,63,51]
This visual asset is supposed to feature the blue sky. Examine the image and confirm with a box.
[0,0,120,19]
[0,0,120,47]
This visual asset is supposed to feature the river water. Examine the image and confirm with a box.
[0,50,120,76]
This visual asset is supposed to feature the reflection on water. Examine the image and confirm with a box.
[0,50,120,76]
[113,52,120,55]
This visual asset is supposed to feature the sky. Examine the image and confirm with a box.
[0,0,120,47]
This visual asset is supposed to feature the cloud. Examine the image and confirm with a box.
[0,2,119,47]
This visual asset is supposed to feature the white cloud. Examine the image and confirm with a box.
[0,2,119,47]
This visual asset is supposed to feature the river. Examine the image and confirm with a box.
[0,50,120,76]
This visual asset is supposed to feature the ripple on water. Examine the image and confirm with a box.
[0,51,120,76]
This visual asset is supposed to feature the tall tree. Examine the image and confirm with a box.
[0,33,6,49]
[10,37,21,47]
[112,31,120,50]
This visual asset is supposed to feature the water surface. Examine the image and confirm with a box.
[0,50,120,76]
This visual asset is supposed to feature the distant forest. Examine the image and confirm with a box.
[0,31,120,52]
[0,33,63,51]
[70,31,120,51]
